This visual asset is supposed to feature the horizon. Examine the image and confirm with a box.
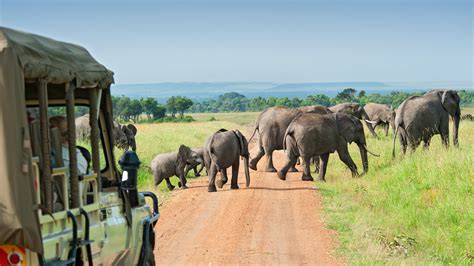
[2,0,472,85]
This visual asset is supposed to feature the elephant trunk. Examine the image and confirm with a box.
[453,109,460,148]
[131,138,137,151]
[243,156,251,187]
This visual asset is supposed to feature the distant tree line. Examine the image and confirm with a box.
[111,95,194,123]
[189,89,474,113]
[110,89,474,122]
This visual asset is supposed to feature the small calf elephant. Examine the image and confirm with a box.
[278,113,378,182]
[150,145,203,190]
[206,129,251,192]
[185,147,205,177]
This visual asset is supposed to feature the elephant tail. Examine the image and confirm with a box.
[248,124,259,143]
[392,125,400,158]
[283,123,295,151]
[208,132,221,170]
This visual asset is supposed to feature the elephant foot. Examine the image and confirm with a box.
[302,175,314,181]
[289,167,298,172]
[265,167,277,173]
[230,184,239,189]
[277,171,286,181]
[167,185,175,191]
[180,185,188,189]
[249,163,257,171]
[178,182,181,188]
[208,185,217,192]
[317,177,326,182]
[195,173,201,177]
[216,179,224,189]
[313,169,320,174]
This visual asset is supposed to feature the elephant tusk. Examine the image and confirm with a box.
[365,119,378,124]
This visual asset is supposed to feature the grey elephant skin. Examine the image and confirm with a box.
[151,145,203,191]
[75,114,138,151]
[206,129,251,192]
[393,90,460,155]
[249,105,331,172]
[329,102,378,137]
[278,113,374,181]
[364,103,396,136]
[185,147,205,177]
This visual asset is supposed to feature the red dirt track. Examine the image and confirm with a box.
[154,148,344,265]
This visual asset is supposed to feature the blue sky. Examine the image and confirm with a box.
[1,0,472,85]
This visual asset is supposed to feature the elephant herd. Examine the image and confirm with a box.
[149,89,462,192]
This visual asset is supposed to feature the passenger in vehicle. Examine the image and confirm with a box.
[49,116,88,175]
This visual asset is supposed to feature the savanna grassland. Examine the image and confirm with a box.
[135,109,473,265]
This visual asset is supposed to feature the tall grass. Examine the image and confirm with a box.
[318,119,474,264]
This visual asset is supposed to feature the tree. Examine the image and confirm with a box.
[166,96,177,118]
[141,97,159,120]
[335,88,357,103]
[174,96,193,118]
[129,99,143,123]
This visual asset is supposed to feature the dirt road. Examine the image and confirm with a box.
[154,149,344,265]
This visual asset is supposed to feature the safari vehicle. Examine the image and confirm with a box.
[0,27,159,265]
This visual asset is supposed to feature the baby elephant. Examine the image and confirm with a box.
[151,145,203,190]
[206,129,251,192]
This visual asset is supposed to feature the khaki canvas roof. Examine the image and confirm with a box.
[0,27,114,88]
[0,27,115,255]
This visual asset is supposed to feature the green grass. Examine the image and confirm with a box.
[191,112,259,125]
[317,117,474,264]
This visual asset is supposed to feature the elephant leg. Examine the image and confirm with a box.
[440,132,449,149]
[265,151,277,172]
[178,174,188,189]
[409,139,421,153]
[313,156,321,174]
[165,178,175,191]
[193,165,201,177]
[296,157,301,165]
[216,169,228,189]
[289,158,299,172]
[318,153,329,181]
[230,160,240,189]
[384,124,389,137]
[301,156,314,181]
[337,145,358,177]
[398,129,408,155]
[277,151,297,181]
[208,164,218,192]
[249,146,264,170]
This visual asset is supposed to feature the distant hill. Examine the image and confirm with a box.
[111,81,472,102]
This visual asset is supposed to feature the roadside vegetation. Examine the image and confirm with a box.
[318,108,474,265]
[133,109,473,264]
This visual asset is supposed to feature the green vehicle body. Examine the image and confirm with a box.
[0,27,159,265]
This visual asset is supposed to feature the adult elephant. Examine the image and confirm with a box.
[329,103,378,137]
[75,114,138,151]
[113,122,137,151]
[364,103,396,136]
[392,90,461,155]
[248,106,302,172]
[206,129,250,192]
[278,112,378,181]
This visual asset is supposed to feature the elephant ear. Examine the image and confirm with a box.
[127,124,138,136]
[441,90,460,116]
[176,145,191,172]
[336,114,358,143]
[233,130,249,157]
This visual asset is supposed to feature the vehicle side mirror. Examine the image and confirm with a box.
[118,151,141,207]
